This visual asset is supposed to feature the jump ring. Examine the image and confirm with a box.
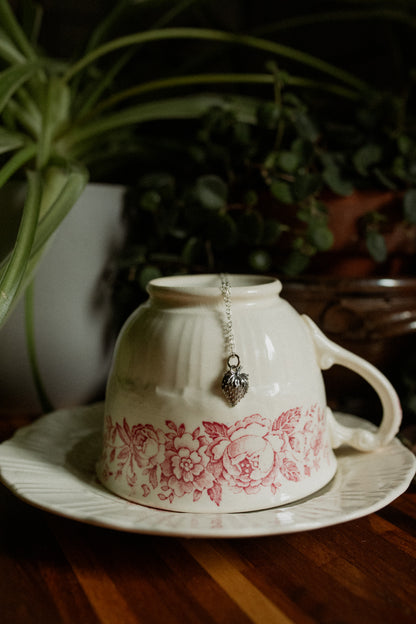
[227,353,240,369]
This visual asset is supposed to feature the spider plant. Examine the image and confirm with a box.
[0,0,369,330]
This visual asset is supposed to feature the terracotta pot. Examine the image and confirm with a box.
[310,190,416,277]
[282,276,416,422]
[259,189,416,277]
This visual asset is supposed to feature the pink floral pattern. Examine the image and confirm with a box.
[100,404,330,507]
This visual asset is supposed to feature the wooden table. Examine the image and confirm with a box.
[1,414,415,624]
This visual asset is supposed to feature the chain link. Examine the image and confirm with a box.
[219,274,249,405]
[220,273,236,357]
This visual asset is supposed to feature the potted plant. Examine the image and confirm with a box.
[3,0,382,412]
[106,1,416,430]
[111,82,416,293]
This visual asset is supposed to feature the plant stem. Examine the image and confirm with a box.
[24,281,54,413]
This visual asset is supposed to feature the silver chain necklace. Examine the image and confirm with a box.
[220,274,249,407]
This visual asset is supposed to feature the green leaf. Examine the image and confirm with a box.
[0,143,37,189]
[0,62,40,114]
[233,121,251,145]
[137,172,176,201]
[84,0,201,61]
[63,27,368,94]
[322,164,354,196]
[10,85,42,135]
[308,223,334,251]
[64,94,260,158]
[181,237,205,266]
[0,128,25,155]
[270,179,293,204]
[0,170,42,326]
[257,102,281,129]
[0,26,26,63]
[0,167,89,314]
[283,93,305,109]
[391,156,408,181]
[27,166,88,263]
[83,0,133,54]
[202,106,235,135]
[37,77,71,168]
[19,0,43,47]
[275,151,299,174]
[398,135,414,156]
[293,173,321,200]
[0,0,37,60]
[366,230,387,263]
[139,265,162,290]
[373,167,396,190]
[403,189,416,224]
[139,190,161,212]
[353,144,382,176]
[292,111,319,142]
[281,250,310,276]
[192,175,228,211]
[291,138,314,165]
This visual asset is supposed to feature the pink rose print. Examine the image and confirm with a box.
[205,414,281,496]
[99,404,331,507]
[158,423,214,503]
[100,416,165,488]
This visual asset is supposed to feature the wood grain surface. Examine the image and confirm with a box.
[1,414,415,624]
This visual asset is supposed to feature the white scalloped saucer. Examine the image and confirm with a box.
[0,403,414,538]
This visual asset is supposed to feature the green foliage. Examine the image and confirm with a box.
[2,0,416,324]
[5,0,367,325]
[114,101,341,302]
[365,229,388,263]
[190,174,228,211]
[115,68,416,304]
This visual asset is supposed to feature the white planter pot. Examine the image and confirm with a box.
[0,183,126,414]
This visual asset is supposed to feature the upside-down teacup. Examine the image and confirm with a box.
[96,274,402,513]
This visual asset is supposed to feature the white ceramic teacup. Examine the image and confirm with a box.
[97,274,402,513]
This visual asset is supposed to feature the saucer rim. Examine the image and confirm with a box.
[0,403,414,538]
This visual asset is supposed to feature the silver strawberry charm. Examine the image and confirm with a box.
[221,354,249,407]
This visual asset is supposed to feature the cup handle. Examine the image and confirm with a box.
[302,315,402,451]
